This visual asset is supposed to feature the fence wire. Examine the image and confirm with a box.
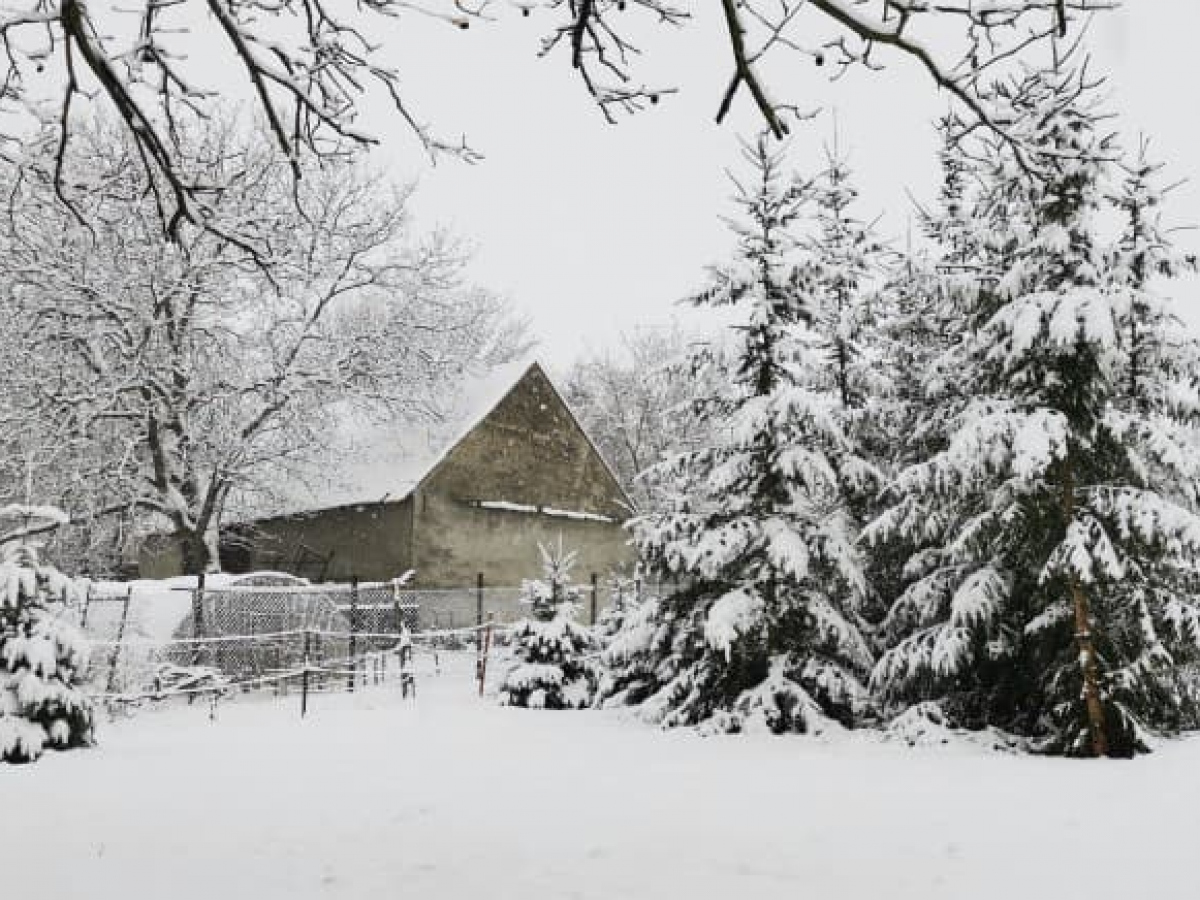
[76,572,639,703]
[77,578,523,704]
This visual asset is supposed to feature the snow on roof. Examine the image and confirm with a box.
[268,358,540,517]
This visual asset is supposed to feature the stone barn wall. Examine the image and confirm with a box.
[411,493,632,590]
[223,500,415,582]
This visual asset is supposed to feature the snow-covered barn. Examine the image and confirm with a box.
[138,361,636,592]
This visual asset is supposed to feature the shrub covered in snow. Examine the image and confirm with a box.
[0,519,95,763]
[499,541,597,710]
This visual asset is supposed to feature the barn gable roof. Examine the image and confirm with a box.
[261,359,632,520]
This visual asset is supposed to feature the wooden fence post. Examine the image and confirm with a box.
[475,572,484,650]
[393,585,403,691]
[477,614,494,698]
[191,573,207,666]
[590,573,599,625]
[348,575,359,693]
[400,628,415,700]
[311,631,322,693]
[393,583,404,638]
[81,582,93,630]
[104,586,134,696]
[301,628,312,718]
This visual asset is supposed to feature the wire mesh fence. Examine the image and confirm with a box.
[398,573,647,630]
[75,569,652,710]
[79,578,420,700]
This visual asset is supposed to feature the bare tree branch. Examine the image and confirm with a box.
[0,118,527,572]
[0,0,1120,241]
[542,0,1118,170]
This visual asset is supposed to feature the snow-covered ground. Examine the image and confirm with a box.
[3,652,1197,900]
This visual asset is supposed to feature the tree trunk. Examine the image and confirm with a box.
[1060,460,1108,757]
[178,526,221,575]
[1068,574,1109,757]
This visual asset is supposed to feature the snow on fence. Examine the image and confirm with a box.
[76,569,641,714]
[77,576,509,714]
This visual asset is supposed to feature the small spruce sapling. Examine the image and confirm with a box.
[499,540,597,709]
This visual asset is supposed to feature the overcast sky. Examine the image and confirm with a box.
[363,6,1199,369]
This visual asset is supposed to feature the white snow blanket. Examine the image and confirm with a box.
[2,652,1196,900]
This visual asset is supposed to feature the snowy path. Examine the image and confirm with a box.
[4,655,1198,900]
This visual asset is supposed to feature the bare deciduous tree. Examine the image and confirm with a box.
[0,1,1116,235]
[0,120,528,573]
[563,326,713,512]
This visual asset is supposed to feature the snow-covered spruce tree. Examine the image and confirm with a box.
[1105,140,1200,719]
[866,124,987,622]
[1109,139,1200,416]
[803,145,900,624]
[885,121,981,464]
[806,145,890,421]
[499,540,597,710]
[0,507,94,763]
[869,62,1200,757]
[619,135,878,734]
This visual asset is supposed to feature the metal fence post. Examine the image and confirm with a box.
[590,572,599,625]
[348,575,359,693]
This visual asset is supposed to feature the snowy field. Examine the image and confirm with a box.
[4,652,1198,900]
